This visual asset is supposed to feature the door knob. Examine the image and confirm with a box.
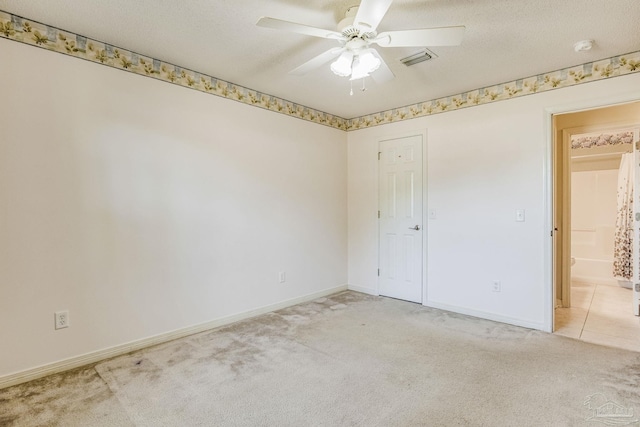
[409,225,421,230]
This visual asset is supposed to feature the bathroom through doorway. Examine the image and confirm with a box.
[552,102,640,351]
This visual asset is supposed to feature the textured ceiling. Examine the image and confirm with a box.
[1,0,639,118]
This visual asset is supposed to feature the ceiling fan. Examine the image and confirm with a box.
[256,0,465,84]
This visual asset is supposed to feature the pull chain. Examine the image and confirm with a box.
[349,78,368,95]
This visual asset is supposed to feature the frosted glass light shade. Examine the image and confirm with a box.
[350,50,381,80]
[330,52,354,77]
[349,58,369,80]
[331,49,381,80]
[359,50,381,73]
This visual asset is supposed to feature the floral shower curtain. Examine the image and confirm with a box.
[613,152,634,280]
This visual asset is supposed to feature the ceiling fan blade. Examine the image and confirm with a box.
[374,26,466,47]
[353,0,394,33]
[369,50,395,84]
[290,47,344,76]
[257,17,344,40]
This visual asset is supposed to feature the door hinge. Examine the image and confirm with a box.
[378,152,381,160]
[377,268,380,277]
[378,210,380,218]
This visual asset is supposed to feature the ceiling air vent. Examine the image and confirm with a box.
[400,49,437,67]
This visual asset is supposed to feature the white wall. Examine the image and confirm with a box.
[571,156,626,285]
[348,73,640,330]
[3,32,640,381]
[571,167,617,260]
[0,39,347,378]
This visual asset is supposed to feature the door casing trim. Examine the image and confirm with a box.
[544,92,640,333]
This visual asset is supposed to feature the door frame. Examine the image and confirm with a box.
[544,92,640,333]
[557,123,640,311]
[377,129,428,304]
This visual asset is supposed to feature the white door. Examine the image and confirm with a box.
[378,135,424,303]
[634,129,640,316]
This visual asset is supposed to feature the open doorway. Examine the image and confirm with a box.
[552,102,640,351]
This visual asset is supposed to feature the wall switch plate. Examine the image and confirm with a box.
[55,310,69,329]
[515,209,525,222]
[492,281,501,292]
[278,272,286,283]
[429,209,437,219]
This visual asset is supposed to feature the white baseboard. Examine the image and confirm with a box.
[347,284,379,296]
[425,300,546,331]
[348,288,545,330]
[0,285,348,390]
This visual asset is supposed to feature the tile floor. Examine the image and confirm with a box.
[555,282,640,351]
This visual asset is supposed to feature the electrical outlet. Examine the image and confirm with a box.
[55,310,69,330]
[492,281,501,293]
[278,272,286,283]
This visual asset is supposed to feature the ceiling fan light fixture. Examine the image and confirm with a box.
[349,50,381,81]
[258,0,466,88]
[359,50,381,72]
[331,51,354,77]
[350,58,369,80]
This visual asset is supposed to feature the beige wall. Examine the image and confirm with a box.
[0,39,348,378]
[348,73,640,330]
[3,27,640,382]
[555,103,640,131]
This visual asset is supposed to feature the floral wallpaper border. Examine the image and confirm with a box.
[571,131,635,149]
[0,11,348,131]
[348,52,640,130]
[1,10,639,132]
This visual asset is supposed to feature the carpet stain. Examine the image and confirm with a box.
[3,291,639,427]
[600,356,640,400]
[0,416,18,425]
[0,364,126,426]
[204,338,262,371]
[331,291,368,304]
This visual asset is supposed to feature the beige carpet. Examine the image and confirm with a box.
[2,291,640,426]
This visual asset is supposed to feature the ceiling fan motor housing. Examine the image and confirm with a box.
[338,6,376,40]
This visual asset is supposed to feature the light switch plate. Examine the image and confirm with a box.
[515,209,525,222]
